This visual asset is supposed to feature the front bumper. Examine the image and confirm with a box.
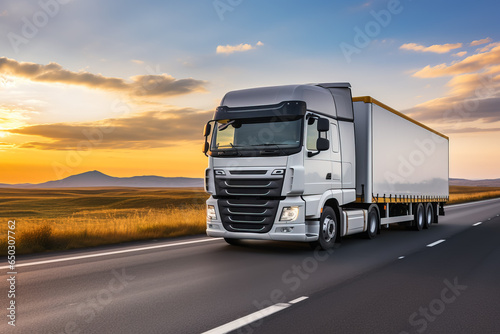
[206,196,319,242]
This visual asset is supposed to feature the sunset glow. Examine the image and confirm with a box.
[0,0,499,184]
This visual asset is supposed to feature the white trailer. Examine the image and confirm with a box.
[353,96,449,225]
[202,83,449,250]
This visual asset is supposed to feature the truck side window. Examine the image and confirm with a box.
[331,123,339,153]
[306,118,327,151]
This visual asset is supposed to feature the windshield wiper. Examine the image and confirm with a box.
[250,144,286,155]
[212,143,242,156]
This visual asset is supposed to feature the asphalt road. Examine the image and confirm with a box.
[3,198,499,334]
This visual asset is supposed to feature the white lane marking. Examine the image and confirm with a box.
[0,238,222,270]
[398,256,405,260]
[201,297,308,334]
[447,197,500,209]
[289,296,309,304]
[473,222,482,226]
[427,239,446,247]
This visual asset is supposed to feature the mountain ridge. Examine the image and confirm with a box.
[0,170,204,188]
[0,171,498,189]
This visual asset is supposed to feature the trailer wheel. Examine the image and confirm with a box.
[424,203,434,229]
[224,238,239,246]
[365,205,379,239]
[413,203,425,231]
[312,206,338,250]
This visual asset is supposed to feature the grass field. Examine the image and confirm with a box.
[0,188,209,255]
[1,185,499,255]
[449,185,500,204]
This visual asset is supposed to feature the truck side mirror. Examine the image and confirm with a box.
[202,122,212,156]
[317,118,329,132]
[308,137,330,157]
[317,137,329,151]
[202,141,209,154]
[203,123,212,137]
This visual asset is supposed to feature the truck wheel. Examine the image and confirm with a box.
[224,238,239,246]
[424,203,434,229]
[312,206,338,250]
[365,205,379,239]
[413,203,424,231]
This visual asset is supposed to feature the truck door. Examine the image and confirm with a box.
[304,117,334,195]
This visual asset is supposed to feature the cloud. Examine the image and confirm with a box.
[8,108,213,150]
[470,37,492,46]
[0,57,207,97]
[476,42,500,53]
[131,59,144,64]
[412,45,500,78]
[402,43,500,131]
[400,42,463,54]
[452,51,467,57]
[216,41,264,54]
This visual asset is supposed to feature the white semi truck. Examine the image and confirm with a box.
[202,83,449,250]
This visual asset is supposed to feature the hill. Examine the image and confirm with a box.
[0,170,204,188]
[449,178,500,187]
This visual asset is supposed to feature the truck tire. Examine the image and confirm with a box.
[224,238,239,246]
[365,205,379,239]
[312,206,338,250]
[424,203,434,229]
[413,203,425,231]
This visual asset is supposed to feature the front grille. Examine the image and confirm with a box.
[215,178,283,197]
[218,198,279,232]
[230,170,267,175]
[214,171,285,233]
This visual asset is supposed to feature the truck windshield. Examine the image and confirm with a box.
[211,117,302,156]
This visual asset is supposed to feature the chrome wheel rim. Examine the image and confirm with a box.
[322,216,335,242]
[370,214,377,234]
[418,207,424,227]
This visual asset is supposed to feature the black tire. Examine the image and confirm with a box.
[365,205,379,239]
[311,206,338,250]
[224,238,239,246]
[424,203,434,229]
[413,203,425,231]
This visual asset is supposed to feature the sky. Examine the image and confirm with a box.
[0,0,499,183]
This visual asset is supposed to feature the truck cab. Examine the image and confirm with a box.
[202,83,448,250]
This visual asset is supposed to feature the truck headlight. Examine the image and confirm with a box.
[280,206,299,222]
[207,205,217,220]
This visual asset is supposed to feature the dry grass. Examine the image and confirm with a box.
[0,188,208,255]
[448,186,500,204]
[1,185,499,255]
